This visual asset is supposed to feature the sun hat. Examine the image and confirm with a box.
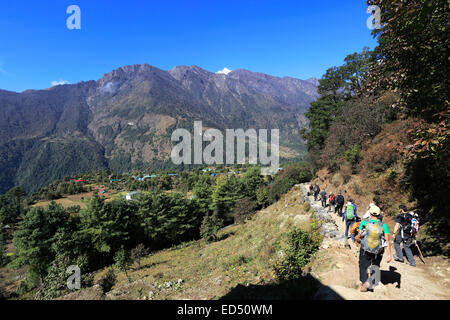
[369,205,381,216]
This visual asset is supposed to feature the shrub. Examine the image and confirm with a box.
[98,269,116,294]
[340,163,352,183]
[114,247,132,282]
[273,228,319,281]
[200,213,223,242]
[351,182,365,196]
[255,186,270,208]
[345,145,361,165]
[363,142,399,173]
[233,197,257,224]
[386,168,398,183]
[268,178,295,204]
[130,243,149,269]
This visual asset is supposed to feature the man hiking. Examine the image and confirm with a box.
[313,184,320,201]
[342,199,359,239]
[393,205,416,267]
[319,190,327,208]
[335,191,345,216]
[328,191,336,213]
[358,205,392,292]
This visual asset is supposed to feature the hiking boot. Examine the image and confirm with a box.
[408,262,416,267]
[359,282,369,292]
[393,256,404,263]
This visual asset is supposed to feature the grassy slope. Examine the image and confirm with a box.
[61,185,317,300]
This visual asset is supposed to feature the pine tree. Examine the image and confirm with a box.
[114,247,132,282]
[12,202,69,283]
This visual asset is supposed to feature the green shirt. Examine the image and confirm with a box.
[360,219,389,234]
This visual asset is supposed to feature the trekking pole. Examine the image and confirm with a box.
[414,240,426,264]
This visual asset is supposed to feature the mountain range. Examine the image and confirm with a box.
[0,64,318,193]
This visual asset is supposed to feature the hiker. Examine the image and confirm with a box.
[358,205,392,292]
[342,199,359,239]
[319,190,327,208]
[363,203,384,221]
[393,205,416,267]
[328,192,336,212]
[335,192,345,216]
[313,184,320,201]
[308,184,314,196]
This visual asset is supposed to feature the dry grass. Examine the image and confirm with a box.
[70,185,314,300]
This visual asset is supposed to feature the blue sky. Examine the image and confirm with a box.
[0,0,378,92]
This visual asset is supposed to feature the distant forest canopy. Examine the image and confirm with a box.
[302,0,448,254]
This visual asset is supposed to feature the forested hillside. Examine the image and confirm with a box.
[0,66,318,194]
[302,0,449,255]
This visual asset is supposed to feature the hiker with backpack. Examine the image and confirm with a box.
[328,192,336,213]
[319,190,327,208]
[358,205,392,292]
[335,192,345,216]
[393,205,417,267]
[313,184,320,201]
[363,203,384,222]
[342,199,359,240]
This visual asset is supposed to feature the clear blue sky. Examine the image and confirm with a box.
[0,0,377,92]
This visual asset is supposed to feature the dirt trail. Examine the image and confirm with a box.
[300,183,450,300]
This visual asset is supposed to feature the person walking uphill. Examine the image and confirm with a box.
[393,205,416,267]
[313,184,320,201]
[358,205,392,292]
[335,192,345,216]
[342,199,359,240]
[308,184,314,196]
[328,192,336,213]
[320,190,327,208]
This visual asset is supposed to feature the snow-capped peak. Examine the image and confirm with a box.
[216,67,232,75]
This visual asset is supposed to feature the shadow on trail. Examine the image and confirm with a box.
[220,274,344,300]
[380,266,401,288]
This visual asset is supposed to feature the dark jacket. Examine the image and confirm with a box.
[395,213,412,239]
[336,194,344,206]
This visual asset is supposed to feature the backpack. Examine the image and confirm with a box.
[407,213,419,237]
[329,193,336,203]
[349,222,361,247]
[336,195,344,206]
[411,216,419,236]
[361,220,384,254]
[400,213,414,238]
[346,203,355,220]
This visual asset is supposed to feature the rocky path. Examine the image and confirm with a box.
[299,183,450,300]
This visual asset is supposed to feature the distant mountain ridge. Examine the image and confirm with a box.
[0,64,318,193]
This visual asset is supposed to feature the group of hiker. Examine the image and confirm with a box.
[308,184,420,293]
